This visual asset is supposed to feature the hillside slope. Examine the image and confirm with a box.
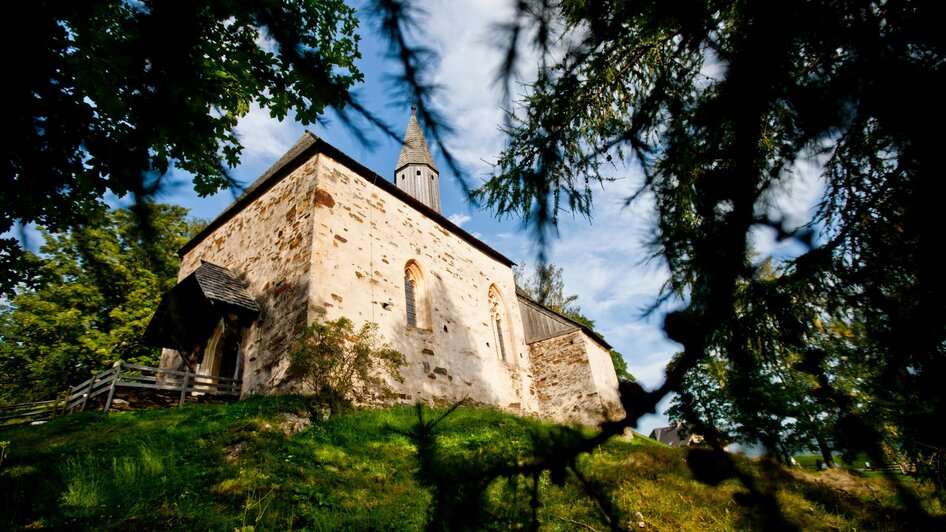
[1,397,941,530]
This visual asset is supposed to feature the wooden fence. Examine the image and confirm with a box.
[1,362,242,423]
[63,362,243,414]
[0,399,63,423]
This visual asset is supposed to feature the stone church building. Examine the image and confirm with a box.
[145,111,624,424]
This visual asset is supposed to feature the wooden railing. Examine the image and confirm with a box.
[61,362,242,414]
[0,398,64,423]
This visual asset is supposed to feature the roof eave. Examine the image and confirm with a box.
[178,133,515,268]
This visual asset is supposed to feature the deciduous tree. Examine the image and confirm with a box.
[2,0,363,293]
[0,203,199,403]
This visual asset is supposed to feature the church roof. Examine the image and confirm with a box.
[395,108,438,173]
[180,132,513,267]
[516,288,611,350]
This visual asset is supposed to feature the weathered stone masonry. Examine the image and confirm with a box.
[152,118,626,425]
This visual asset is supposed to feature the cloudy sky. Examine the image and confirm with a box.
[154,1,821,434]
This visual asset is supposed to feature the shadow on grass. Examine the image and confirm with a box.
[2,398,943,530]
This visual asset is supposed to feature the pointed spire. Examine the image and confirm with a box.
[396,106,438,173]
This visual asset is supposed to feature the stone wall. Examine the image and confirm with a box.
[161,140,624,424]
[582,336,625,421]
[163,155,323,392]
[303,154,540,415]
[529,331,624,425]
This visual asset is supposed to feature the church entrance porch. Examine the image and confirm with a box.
[144,262,260,389]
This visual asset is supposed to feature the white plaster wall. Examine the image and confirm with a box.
[305,154,540,415]
[581,335,626,421]
[160,145,621,422]
[172,157,321,393]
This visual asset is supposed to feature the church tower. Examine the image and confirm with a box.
[395,106,440,212]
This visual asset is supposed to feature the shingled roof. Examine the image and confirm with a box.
[191,262,260,313]
[179,132,514,267]
[142,262,259,350]
[516,288,611,350]
[395,108,438,173]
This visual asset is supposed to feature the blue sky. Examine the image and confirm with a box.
[144,1,824,434]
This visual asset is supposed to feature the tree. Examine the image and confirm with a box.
[287,316,406,415]
[2,0,363,293]
[514,263,583,321]
[0,203,199,404]
[475,0,945,498]
[514,262,635,382]
[666,262,846,466]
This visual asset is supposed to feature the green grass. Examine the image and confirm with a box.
[1,396,942,530]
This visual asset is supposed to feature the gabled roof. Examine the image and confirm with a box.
[178,132,514,267]
[649,423,693,447]
[190,262,261,313]
[516,288,611,350]
[395,108,438,173]
[142,262,259,350]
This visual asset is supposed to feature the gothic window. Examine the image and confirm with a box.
[495,317,507,361]
[405,269,418,327]
[488,286,512,362]
[404,261,430,329]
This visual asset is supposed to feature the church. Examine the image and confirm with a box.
[144,111,624,425]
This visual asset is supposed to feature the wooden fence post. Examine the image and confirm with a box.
[80,373,96,412]
[103,361,122,413]
[56,391,66,417]
[179,373,190,407]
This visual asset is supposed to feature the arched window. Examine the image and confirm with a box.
[405,269,418,327]
[404,261,430,329]
[488,286,511,362]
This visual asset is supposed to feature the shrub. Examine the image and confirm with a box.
[287,317,405,415]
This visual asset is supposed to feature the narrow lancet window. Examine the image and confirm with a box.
[495,318,507,361]
[405,269,418,327]
[488,286,512,363]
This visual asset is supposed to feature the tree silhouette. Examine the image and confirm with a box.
[3,0,366,293]
[471,0,946,520]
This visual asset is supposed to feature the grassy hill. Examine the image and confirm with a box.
[1,397,942,530]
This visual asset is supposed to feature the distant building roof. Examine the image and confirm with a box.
[649,422,696,447]
[395,107,438,173]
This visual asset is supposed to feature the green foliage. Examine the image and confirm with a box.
[665,261,843,463]
[478,0,946,493]
[2,0,363,291]
[514,263,583,321]
[0,203,195,404]
[609,349,635,383]
[0,398,940,530]
[287,317,406,413]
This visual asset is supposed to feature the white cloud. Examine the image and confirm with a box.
[234,103,305,166]
[447,213,472,227]
[420,0,541,175]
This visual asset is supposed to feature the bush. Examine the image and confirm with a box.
[287,317,405,415]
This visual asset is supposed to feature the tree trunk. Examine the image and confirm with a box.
[816,435,835,468]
